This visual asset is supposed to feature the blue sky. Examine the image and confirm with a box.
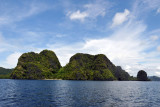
[0,0,160,76]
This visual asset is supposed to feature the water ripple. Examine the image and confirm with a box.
[0,80,160,107]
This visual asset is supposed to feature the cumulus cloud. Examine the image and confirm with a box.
[0,52,22,68]
[46,18,160,76]
[46,4,160,76]
[6,52,22,68]
[111,9,130,27]
[1,0,160,77]
[69,10,88,21]
[68,0,111,21]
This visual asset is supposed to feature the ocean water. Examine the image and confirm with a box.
[0,79,160,107]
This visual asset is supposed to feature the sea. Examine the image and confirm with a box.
[0,79,160,107]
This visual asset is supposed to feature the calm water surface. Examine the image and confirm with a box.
[0,79,160,107]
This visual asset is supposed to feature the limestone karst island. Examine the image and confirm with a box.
[1,49,148,81]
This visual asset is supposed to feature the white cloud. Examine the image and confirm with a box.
[150,35,159,41]
[68,0,111,21]
[157,66,160,70]
[84,0,109,18]
[132,0,160,17]
[6,52,22,68]
[142,0,160,9]
[46,18,158,76]
[46,43,83,66]
[69,10,88,21]
[125,65,131,70]
[155,72,160,76]
[46,10,160,77]
[0,31,42,68]
[0,52,22,68]
[1,0,160,77]
[0,1,50,27]
[111,9,130,27]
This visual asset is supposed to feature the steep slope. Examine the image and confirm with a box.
[57,53,130,80]
[115,66,130,80]
[11,50,61,79]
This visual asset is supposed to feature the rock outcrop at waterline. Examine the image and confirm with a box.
[11,50,61,79]
[137,70,150,81]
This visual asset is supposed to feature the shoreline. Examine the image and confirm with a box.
[43,79,62,80]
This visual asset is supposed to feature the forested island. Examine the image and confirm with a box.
[2,49,150,81]
[0,67,13,79]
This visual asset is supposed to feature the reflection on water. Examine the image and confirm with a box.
[0,80,160,107]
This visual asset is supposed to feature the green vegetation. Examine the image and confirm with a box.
[57,53,129,80]
[11,50,61,79]
[137,70,150,81]
[129,76,137,81]
[0,67,13,79]
[9,50,136,80]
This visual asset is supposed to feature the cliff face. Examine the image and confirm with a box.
[115,66,130,80]
[11,50,61,79]
[57,53,130,80]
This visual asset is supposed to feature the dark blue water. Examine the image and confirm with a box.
[0,80,160,107]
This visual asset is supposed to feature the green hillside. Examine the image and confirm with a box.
[57,53,130,80]
[11,50,61,79]
[10,50,130,80]
[0,67,13,79]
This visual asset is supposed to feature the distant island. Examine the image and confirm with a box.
[2,49,151,81]
[0,67,13,79]
[148,76,160,81]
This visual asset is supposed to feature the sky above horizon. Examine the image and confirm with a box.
[0,0,160,76]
